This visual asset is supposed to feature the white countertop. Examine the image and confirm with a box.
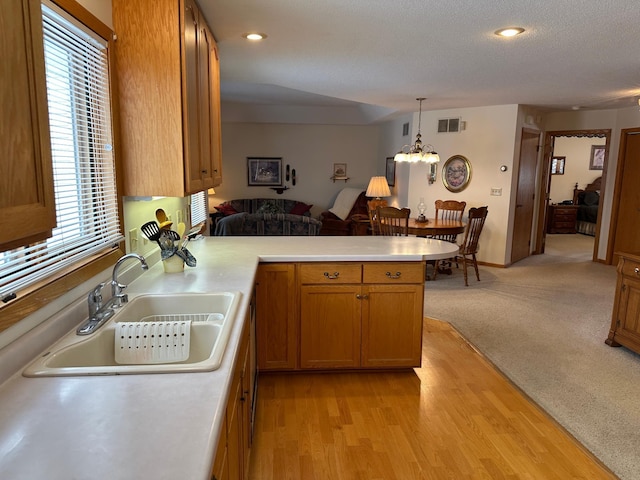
[0,236,458,480]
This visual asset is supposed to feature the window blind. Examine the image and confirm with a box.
[0,2,122,302]
[191,191,208,226]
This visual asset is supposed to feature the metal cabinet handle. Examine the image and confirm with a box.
[324,271,340,280]
[635,267,639,276]
[386,271,402,279]
[355,294,369,300]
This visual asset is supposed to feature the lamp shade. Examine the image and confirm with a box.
[366,176,391,198]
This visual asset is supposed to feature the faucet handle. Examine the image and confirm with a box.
[88,282,105,317]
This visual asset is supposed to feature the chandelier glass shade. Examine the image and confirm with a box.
[394,98,440,164]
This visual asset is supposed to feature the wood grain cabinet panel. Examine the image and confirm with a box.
[606,252,640,354]
[113,0,222,197]
[0,0,56,251]
[300,284,362,369]
[256,264,298,371]
[299,262,424,370]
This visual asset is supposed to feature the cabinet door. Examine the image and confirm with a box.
[1,0,56,251]
[300,284,361,369]
[256,264,298,370]
[183,0,201,194]
[615,277,640,346]
[361,284,424,367]
[209,38,223,187]
[211,417,228,480]
[226,368,242,480]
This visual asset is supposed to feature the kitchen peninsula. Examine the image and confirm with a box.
[0,236,458,480]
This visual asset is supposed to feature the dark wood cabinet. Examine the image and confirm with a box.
[546,205,578,234]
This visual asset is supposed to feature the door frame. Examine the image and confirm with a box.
[534,129,611,260]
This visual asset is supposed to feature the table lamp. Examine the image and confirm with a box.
[366,176,391,212]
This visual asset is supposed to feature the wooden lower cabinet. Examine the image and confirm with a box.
[300,284,362,368]
[212,312,252,480]
[257,261,424,372]
[606,252,640,354]
[361,283,424,367]
[256,264,298,370]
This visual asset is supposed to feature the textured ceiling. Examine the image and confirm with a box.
[201,0,640,121]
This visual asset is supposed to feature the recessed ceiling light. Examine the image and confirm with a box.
[243,33,267,41]
[495,27,525,37]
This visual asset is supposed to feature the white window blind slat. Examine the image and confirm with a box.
[191,191,208,226]
[0,2,122,301]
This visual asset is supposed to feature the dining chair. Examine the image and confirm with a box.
[367,199,387,236]
[455,206,488,286]
[429,200,466,279]
[375,206,410,236]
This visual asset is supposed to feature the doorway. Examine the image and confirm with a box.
[534,129,611,261]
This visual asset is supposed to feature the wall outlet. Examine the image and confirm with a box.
[129,228,138,252]
[491,187,502,196]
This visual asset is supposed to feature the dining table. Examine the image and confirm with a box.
[408,217,465,237]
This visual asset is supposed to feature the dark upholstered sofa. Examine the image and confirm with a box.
[319,190,370,235]
[211,198,320,236]
[214,212,322,236]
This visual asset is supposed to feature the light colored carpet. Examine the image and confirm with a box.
[424,234,640,480]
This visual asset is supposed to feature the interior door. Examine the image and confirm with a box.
[511,129,540,264]
[610,129,640,264]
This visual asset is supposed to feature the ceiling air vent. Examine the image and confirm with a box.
[438,117,462,133]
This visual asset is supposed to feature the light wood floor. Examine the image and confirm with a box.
[248,318,617,479]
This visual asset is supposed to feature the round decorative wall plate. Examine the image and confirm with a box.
[442,155,472,192]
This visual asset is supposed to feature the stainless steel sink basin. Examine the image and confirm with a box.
[23,292,242,377]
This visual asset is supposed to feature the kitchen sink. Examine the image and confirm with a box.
[23,292,242,377]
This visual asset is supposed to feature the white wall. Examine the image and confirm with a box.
[211,123,381,216]
[75,0,112,28]
[550,137,604,203]
[397,105,520,266]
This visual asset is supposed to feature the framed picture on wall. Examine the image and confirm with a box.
[589,145,605,170]
[551,156,565,175]
[442,155,472,192]
[385,157,396,186]
[247,157,283,186]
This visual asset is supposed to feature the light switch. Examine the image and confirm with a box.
[491,187,502,196]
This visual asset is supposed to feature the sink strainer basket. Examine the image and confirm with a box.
[115,320,191,365]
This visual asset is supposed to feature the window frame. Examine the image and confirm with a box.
[0,0,125,335]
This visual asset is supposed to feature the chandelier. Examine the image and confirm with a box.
[394,98,440,164]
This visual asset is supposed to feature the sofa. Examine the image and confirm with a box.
[214,212,322,236]
[211,198,320,236]
[319,189,370,235]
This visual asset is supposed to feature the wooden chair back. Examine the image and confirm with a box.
[376,206,410,236]
[456,206,488,286]
[433,199,466,243]
[459,206,488,254]
[367,199,387,235]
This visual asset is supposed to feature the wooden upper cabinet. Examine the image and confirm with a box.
[113,0,222,197]
[0,0,56,252]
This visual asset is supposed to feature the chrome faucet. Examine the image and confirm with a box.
[110,253,149,308]
[77,253,149,335]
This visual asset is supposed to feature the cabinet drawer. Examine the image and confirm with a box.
[620,258,640,279]
[553,207,577,216]
[299,263,362,284]
[363,262,424,284]
[554,221,576,229]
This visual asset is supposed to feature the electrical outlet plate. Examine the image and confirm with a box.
[129,228,138,252]
[490,187,502,196]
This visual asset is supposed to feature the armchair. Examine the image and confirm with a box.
[319,189,370,235]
